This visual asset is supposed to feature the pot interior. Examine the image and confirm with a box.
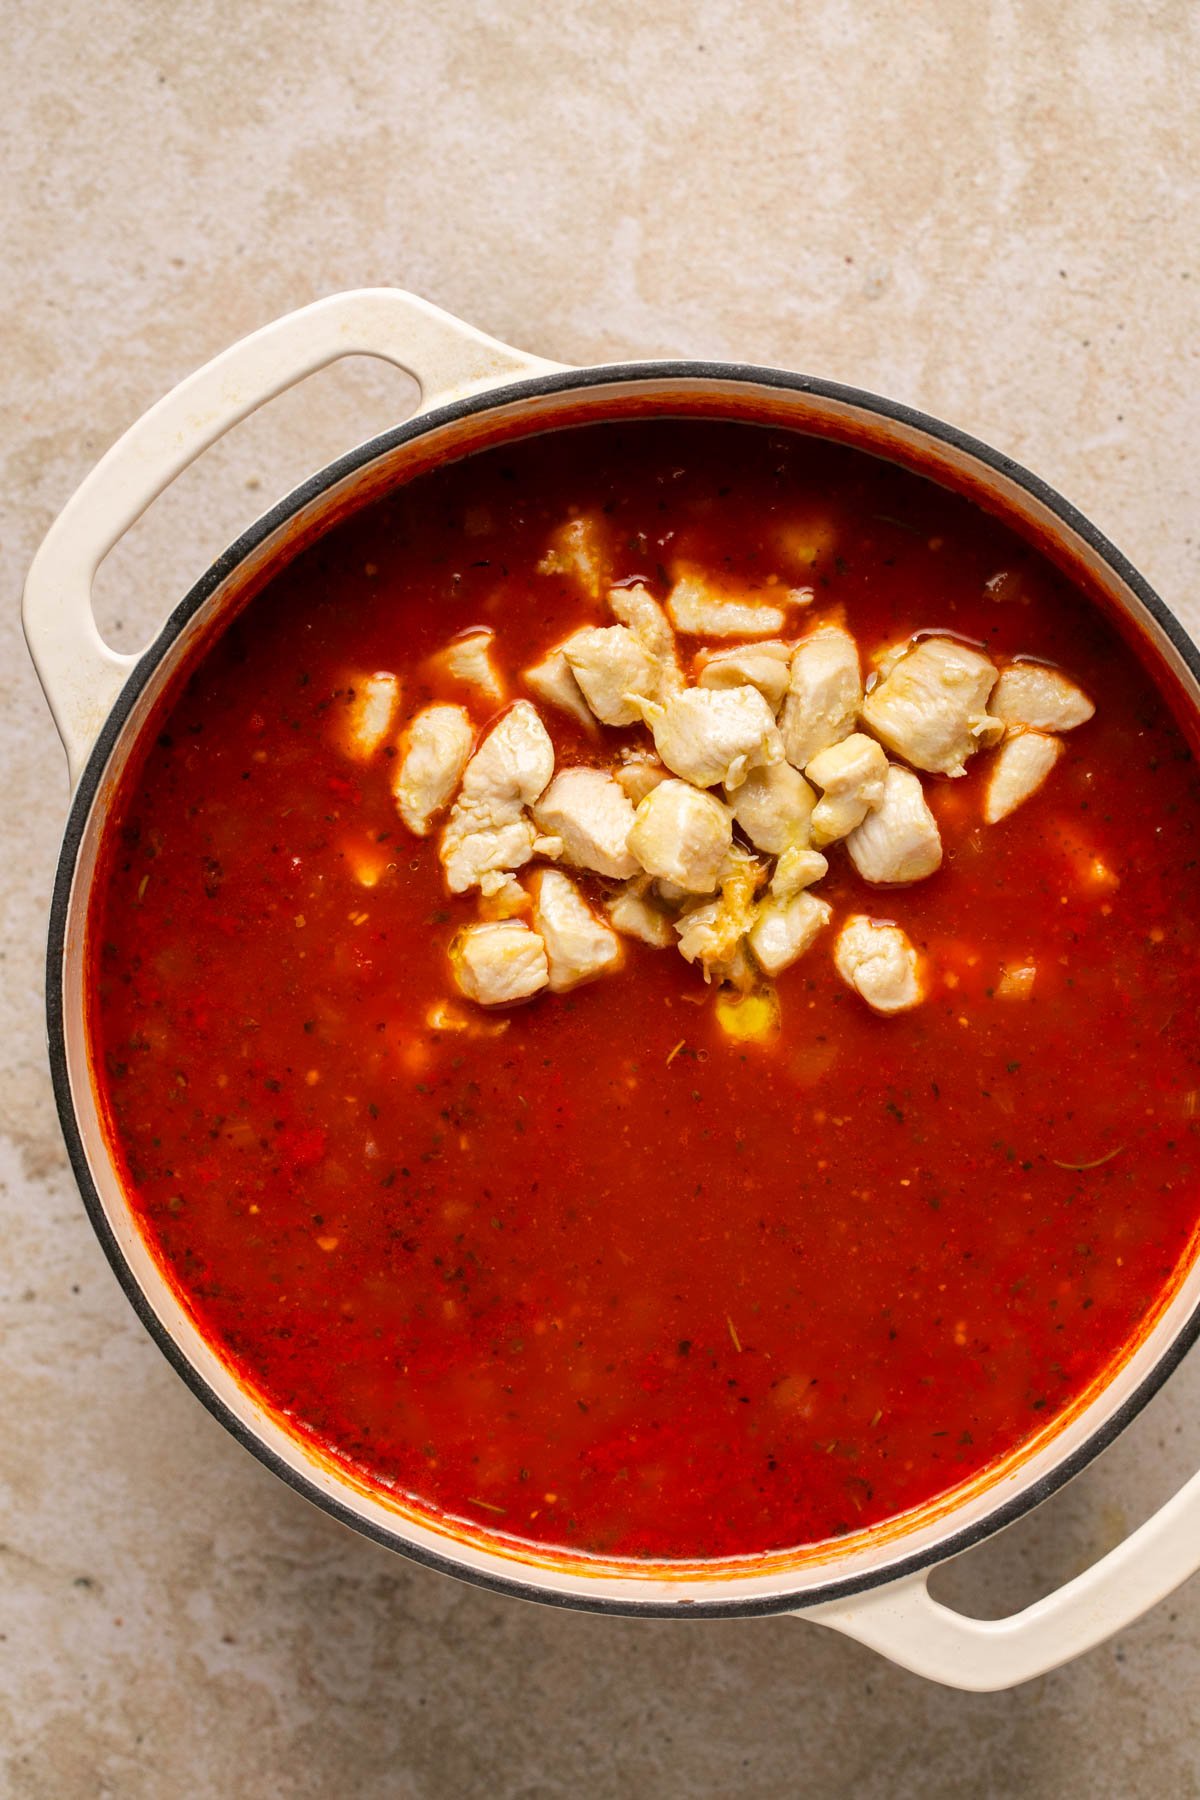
[54,369,1200,1613]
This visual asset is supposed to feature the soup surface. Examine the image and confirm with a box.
[90,419,1200,1563]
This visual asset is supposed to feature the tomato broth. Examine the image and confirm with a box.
[89,419,1200,1561]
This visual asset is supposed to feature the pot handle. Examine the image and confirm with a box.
[22,288,562,788]
[804,1463,1200,1690]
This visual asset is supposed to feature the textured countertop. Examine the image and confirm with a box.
[3,1,1199,1793]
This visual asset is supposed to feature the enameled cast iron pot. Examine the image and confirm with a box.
[24,289,1200,1691]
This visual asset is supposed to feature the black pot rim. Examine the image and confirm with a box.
[45,355,1200,1619]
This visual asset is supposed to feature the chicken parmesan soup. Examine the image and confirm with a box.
[89,418,1200,1563]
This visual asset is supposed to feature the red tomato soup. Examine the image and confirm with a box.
[89,419,1200,1562]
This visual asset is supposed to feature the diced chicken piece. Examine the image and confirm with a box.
[340,828,394,889]
[667,572,789,638]
[633,686,782,791]
[425,998,509,1038]
[674,847,766,987]
[984,730,1063,824]
[727,761,816,856]
[462,701,554,799]
[524,646,595,730]
[1048,821,1120,896]
[780,516,838,570]
[749,891,832,977]
[604,878,676,947]
[531,766,639,879]
[806,732,889,847]
[846,765,942,885]
[770,845,829,899]
[861,637,1000,776]
[697,641,794,711]
[562,625,660,726]
[609,584,685,697]
[536,514,608,598]
[834,916,924,1015]
[868,639,911,681]
[449,919,549,1006]
[996,961,1037,999]
[991,662,1095,732]
[627,779,732,894]
[530,869,623,992]
[337,671,401,761]
[427,998,472,1031]
[480,870,517,898]
[708,941,756,992]
[439,701,555,893]
[614,750,669,805]
[675,898,741,978]
[393,703,475,836]
[429,628,505,702]
[779,624,862,769]
[478,872,531,918]
[443,819,539,893]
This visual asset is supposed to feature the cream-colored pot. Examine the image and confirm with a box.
[23,289,1200,1691]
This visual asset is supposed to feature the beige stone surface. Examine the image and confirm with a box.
[3,0,1200,1792]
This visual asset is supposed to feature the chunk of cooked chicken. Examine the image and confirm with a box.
[604,877,676,947]
[425,997,509,1038]
[627,779,732,894]
[834,916,924,1015]
[861,637,1000,776]
[393,703,475,836]
[449,919,549,1006]
[867,639,911,681]
[696,641,794,711]
[991,662,1095,732]
[845,764,942,885]
[806,732,889,847]
[633,685,782,790]
[984,730,1063,823]
[748,890,832,977]
[342,837,389,888]
[439,701,555,893]
[673,902,736,978]
[562,625,660,726]
[667,572,789,638]
[996,961,1037,999]
[477,872,531,917]
[531,766,639,878]
[780,515,838,571]
[430,628,505,702]
[609,584,684,696]
[727,760,816,855]
[337,671,401,760]
[779,624,862,769]
[443,817,540,893]
[536,514,607,598]
[674,846,766,987]
[614,750,669,805]
[523,646,595,729]
[770,844,829,898]
[529,869,623,991]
